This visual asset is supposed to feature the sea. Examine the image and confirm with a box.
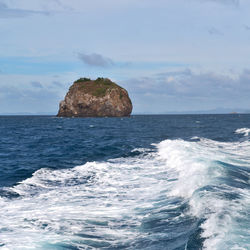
[0,114,249,250]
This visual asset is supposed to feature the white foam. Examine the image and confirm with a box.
[235,128,250,136]
[0,152,171,249]
[0,138,249,249]
[156,138,250,249]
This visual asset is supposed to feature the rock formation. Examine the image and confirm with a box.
[57,77,132,117]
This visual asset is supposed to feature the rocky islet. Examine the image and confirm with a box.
[57,78,133,117]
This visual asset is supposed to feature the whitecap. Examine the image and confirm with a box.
[235,128,250,136]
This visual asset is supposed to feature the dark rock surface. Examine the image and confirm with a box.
[57,78,133,117]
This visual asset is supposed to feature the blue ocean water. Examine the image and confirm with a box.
[0,114,249,249]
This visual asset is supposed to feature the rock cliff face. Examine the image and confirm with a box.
[57,78,132,117]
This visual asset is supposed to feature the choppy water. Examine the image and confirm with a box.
[0,115,249,249]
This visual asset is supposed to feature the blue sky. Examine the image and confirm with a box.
[1,0,250,114]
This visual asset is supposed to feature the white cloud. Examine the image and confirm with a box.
[122,69,250,113]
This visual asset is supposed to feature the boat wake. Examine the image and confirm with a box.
[0,134,249,249]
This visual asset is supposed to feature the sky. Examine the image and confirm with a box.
[1,0,250,114]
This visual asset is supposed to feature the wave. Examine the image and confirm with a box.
[235,128,250,137]
[157,138,250,249]
[0,138,249,249]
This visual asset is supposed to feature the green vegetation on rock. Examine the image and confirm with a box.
[74,77,91,83]
[75,77,121,97]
